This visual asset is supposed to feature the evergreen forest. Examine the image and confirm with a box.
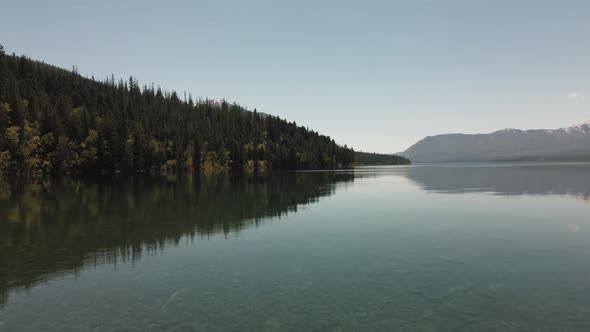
[0,45,358,176]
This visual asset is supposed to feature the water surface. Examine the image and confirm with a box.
[2,164,590,331]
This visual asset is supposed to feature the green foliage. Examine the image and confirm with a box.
[0,48,356,176]
[0,102,9,130]
[79,130,98,172]
[52,135,78,173]
[20,121,43,175]
[0,151,12,175]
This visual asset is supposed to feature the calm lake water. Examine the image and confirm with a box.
[2,163,590,331]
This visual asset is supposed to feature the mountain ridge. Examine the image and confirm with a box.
[400,121,590,163]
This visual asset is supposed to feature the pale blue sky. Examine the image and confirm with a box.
[2,0,589,152]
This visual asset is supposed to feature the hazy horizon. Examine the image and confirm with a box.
[2,0,589,152]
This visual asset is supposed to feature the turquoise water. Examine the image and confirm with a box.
[2,164,590,330]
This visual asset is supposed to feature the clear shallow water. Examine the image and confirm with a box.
[2,164,590,331]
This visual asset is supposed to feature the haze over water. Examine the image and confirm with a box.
[2,163,590,330]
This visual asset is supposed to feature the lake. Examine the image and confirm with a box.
[2,163,590,331]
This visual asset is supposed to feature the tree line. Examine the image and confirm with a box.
[355,151,410,165]
[0,44,356,176]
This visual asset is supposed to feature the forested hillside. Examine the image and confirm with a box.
[355,151,410,165]
[0,45,355,176]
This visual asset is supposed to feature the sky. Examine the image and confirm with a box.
[2,0,589,152]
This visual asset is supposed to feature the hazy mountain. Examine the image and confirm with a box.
[400,121,590,162]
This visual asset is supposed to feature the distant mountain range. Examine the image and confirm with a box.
[400,121,590,162]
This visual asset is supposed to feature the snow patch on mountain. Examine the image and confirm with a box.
[401,120,590,162]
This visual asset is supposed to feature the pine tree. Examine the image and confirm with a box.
[0,44,7,102]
